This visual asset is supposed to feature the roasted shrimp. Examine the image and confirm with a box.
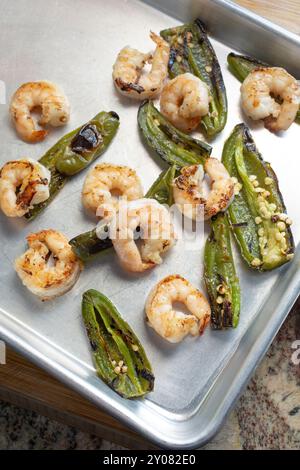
[113,32,170,100]
[160,73,210,132]
[10,81,70,142]
[82,163,143,218]
[173,159,234,220]
[146,274,210,343]
[15,229,82,300]
[0,158,51,217]
[240,67,300,132]
[109,199,175,272]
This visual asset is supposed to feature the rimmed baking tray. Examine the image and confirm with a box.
[0,0,299,449]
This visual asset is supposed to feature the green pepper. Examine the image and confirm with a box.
[82,289,154,399]
[55,111,120,175]
[69,227,113,263]
[160,19,227,137]
[70,166,177,262]
[25,111,119,220]
[227,52,300,124]
[204,213,241,329]
[138,100,211,168]
[145,164,177,205]
[222,123,294,271]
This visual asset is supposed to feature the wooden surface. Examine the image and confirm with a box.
[0,0,299,450]
[0,348,154,449]
[235,0,300,34]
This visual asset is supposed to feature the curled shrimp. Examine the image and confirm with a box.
[109,199,175,272]
[82,163,143,217]
[146,274,210,343]
[241,67,300,132]
[15,229,82,300]
[160,73,210,132]
[113,32,170,100]
[172,159,234,220]
[10,81,70,142]
[0,158,51,217]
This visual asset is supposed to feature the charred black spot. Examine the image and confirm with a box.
[90,339,97,351]
[222,300,233,328]
[111,377,121,391]
[109,111,120,120]
[71,124,102,154]
[140,368,155,389]
[168,47,178,69]
[231,222,248,228]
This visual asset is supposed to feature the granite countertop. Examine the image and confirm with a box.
[1,299,299,450]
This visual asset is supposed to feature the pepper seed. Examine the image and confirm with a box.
[277,221,286,231]
[264,177,272,185]
[251,258,262,267]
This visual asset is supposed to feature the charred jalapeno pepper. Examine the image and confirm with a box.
[69,227,113,263]
[160,19,227,137]
[222,123,294,271]
[55,111,120,175]
[82,289,154,399]
[138,100,211,168]
[25,111,119,220]
[204,213,241,329]
[70,165,177,262]
[227,52,300,124]
[145,164,177,205]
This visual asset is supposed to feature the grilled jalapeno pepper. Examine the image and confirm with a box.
[69,227,113,263]
[25,111,119,220]
[227,52,300,124]
[70,166,177,262]
[204,213,241,329]
[82,289,154,399]
[222,123,294,271]
[138,100,211,168]
[55,111,120,175]
[160,19,227,137]
[145,165,177,205]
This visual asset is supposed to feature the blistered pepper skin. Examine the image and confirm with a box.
[55,111,120,176]
[222,124,294,271]
[160,19,227,137]
[204,213,241,329]
[82,289,154,399]
[25,112,119,220]
[138,100,211,169]
[227,52,300,124]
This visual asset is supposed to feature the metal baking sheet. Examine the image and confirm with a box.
[0,0,300,449]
